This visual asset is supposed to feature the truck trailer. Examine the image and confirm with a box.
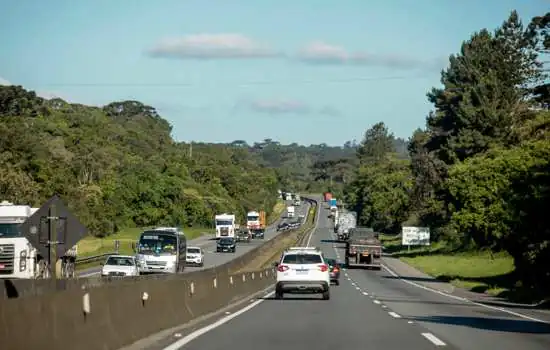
[345,227,381,270]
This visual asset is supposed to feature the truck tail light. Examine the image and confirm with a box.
[277,265,289,272]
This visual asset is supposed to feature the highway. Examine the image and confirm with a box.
[78,201,310,277]
[143,203,550,350]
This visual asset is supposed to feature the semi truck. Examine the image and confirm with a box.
[246,210,266,239]
[215,213,236,238]
[0,200,78,279]
[345,227,381,270]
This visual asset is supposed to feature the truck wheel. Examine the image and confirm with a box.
[335,280,340,286]
[322,290,330,300]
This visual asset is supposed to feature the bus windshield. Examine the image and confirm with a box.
[138,232,177,255]
[0,223,22,238]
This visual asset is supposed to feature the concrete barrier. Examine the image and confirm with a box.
[0,267,275,350]
[0,196,318,350]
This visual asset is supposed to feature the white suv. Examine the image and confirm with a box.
[275,247,331,300]
[185,246,204,267]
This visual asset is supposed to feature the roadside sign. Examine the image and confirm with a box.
[401,226,430,246]
[20,195,88,259]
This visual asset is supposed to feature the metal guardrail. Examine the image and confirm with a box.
[76,253,114,265]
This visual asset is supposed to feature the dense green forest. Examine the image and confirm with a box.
[344,11,550,293]
[0,85,398,236]
[0,90,286,236]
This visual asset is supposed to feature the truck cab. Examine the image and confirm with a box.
[246,210,266,239]
[215,213,236,238]
[0,200,45,279]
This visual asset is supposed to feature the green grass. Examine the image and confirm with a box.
[378,234,545,303]
[401,251,515,297]
[268,199,286,225]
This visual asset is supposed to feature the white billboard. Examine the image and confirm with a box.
[401,226,430,246]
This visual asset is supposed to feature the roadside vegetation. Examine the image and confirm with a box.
[344,11,550,303]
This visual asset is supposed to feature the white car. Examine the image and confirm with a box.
[101,255,139,277]
[275,247,331,300]
[186,246,204,267]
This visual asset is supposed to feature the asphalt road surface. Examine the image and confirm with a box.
[151,204,550,350]
[78,201,310,278]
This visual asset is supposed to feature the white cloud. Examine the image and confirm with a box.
[0,76,12,86]
[296,41,438,70]
[147,33,280,59]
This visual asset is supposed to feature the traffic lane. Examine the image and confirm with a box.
[78,203,309,277]
[185,203,310,272]
[342,260,550,350]
[77,233,218,277]
[162,264,448,350]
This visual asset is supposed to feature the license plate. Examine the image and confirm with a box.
[362,252,369,256]
[296,270,308,275]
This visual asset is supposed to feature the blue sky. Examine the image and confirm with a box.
[1,0,548,145]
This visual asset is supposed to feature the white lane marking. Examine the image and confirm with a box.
[373,300,381,304]
[163,290,275,350]
[388,311,401,318]
[421,332,446,346]
[382,264,550,324]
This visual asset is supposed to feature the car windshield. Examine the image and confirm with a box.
[105,257,135,266]
[138,232,177,255]
[282,254,323,264]
[247,215,259,221]
[187,248,201,254]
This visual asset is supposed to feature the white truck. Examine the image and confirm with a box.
[0,200,77,279]
[286,205,295,218]
[215,213,236,238]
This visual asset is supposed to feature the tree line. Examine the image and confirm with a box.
[344,11,550,293]
[0,90,282,236]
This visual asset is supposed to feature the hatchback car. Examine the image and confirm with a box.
[216,237,236,253]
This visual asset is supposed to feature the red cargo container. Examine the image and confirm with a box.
[323,192,332,202]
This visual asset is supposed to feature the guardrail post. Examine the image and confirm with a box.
[213,277,217,288]
[114,240,120,253]
[189,282,195,296]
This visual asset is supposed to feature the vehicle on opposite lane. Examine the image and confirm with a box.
[101,255,139,277]
[275,247,331,300]
[216,237,237,253]
[185,246,204,267]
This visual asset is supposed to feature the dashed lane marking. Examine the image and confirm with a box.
[421,333,446,346]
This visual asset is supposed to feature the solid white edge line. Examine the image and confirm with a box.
[381,264,549,324]
[388,311,401,318]
[162,290,275,350]
[373,299,381,304]
[421,332,446,346]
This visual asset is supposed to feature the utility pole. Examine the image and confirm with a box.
[189,142,193,159]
